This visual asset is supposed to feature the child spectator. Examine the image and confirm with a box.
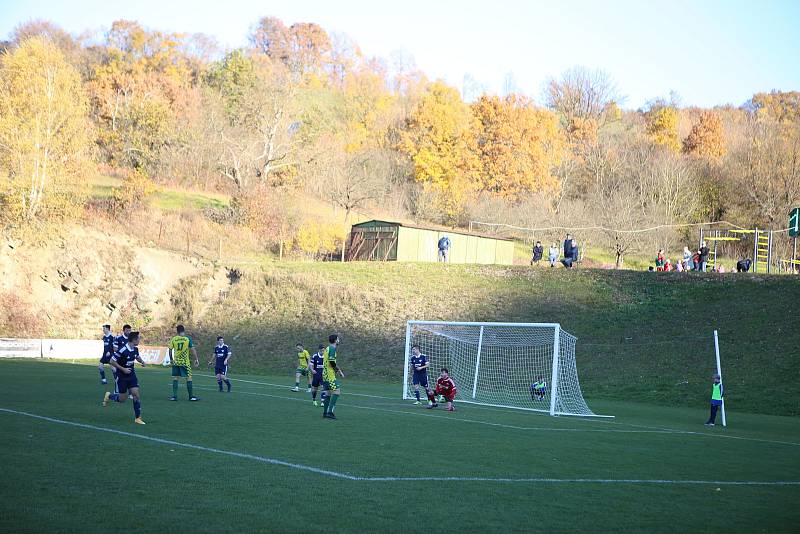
[548,243,559,267]
[675,260,684,272]
[664,258,673,272]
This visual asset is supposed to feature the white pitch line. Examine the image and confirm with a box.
[196,377,800,446]
[360,477,800,485]
[197,375,800,447]
[192,386,687,434]
[195,374,395,401]
[0,407,356,480]
[2,408,798,486]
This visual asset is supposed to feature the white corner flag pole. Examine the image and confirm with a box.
[713,330,726,427]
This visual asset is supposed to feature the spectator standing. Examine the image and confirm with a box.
[563,233,573,259]
[698,241,709,272]
[692,250,701,271]
[531,241,544,266]
[437,235,451,263]
[682,246,692,270]
[548,243,559,267]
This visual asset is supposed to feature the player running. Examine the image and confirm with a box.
[168,324,199,401]
[209,336,232,393]
[427,368,457,411]
[530,375,547,401]
[102,331,146,424]
[309,344,325,406]
[409,345,433,406]
[110,324,131,393]
[114,324,132,354]
[292,343,312,392]
[98,324,115,385]
[322,334,345,419]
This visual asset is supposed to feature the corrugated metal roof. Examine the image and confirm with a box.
[351,219,513,242]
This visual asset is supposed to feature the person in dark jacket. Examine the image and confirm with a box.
[698,241,709,272]
[530,241,544,265]
[563,233,573,259]
[736,258,752,272]
[561,239,579,268]
[437,235,451,263]
[570,239,579,262]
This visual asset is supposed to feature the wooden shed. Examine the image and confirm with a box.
[344,220,514,265]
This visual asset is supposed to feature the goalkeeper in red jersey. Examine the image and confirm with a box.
[427,368,457,411]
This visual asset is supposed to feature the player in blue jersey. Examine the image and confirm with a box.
[309,344,326,406]
[209,336,232,392]
[111,324,132,394]
[114,324,132,354]
[409,345,434,406]
[102,331,147,424]
[98,324,115,385]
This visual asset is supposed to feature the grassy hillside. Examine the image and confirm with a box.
[167,263,800,416]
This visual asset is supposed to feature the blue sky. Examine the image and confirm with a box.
[1,0,798,108]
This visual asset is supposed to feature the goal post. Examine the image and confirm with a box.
[403,320,612,418]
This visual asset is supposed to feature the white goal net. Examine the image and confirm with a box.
[403,321,610,417]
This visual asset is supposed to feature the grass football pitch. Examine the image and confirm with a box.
[1,360,798,532]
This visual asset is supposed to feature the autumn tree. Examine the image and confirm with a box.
[323,148,394,222]
[0,36,92,223]
[205,51,299,189]
[205,49,256,122]
[544,67,619,141]
[644,102,680,152]
[729,116,800,226]
[10,20,82,61]
[340,61,396,152]
[751,90,800,124]
[683,111,726,158]
[87,20,198,172]
[400,81,480,223]
[471,94,565,198]
[249,17,331,80]
[233,183,300,257]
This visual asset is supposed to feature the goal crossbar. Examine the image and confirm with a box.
[403,321,613,418]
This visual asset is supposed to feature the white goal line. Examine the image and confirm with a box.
[2,408,797,486]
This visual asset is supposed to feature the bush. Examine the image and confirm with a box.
[112,169,158,215]
[296,219,346,259]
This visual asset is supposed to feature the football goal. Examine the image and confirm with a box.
[403,321,611,418]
